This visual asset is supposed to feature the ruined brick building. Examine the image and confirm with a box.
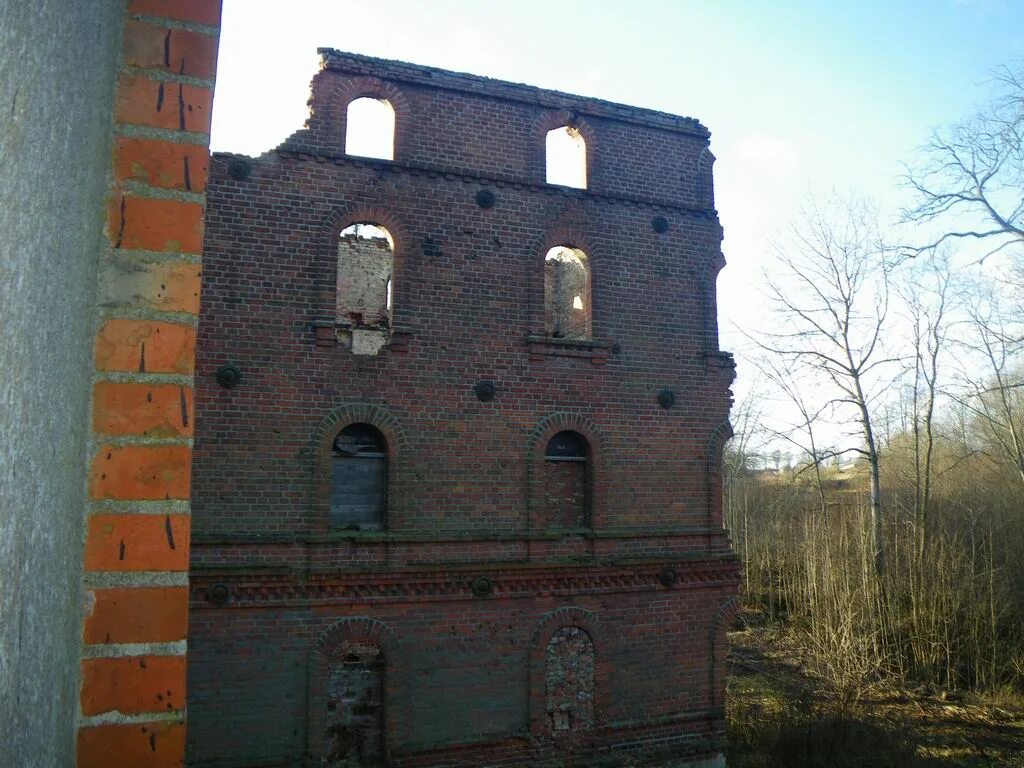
[187,50,739,767]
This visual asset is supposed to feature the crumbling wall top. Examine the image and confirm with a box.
[318,48,709,139]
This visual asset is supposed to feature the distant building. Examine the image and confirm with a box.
[188,50,738,768]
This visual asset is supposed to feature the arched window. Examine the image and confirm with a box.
[338,223,394,355]
[544,246,591,339]
[545,126,586,188]
[331,424,387,530]
[545,626,595,733]
[324,641,385,764]
[345,97,395,160]
[544,430,590,529]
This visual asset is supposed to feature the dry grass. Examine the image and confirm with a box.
[727,611,1024,768]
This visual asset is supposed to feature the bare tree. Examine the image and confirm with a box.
[902,65,1024,262]
[898,254,954,561]
[951,284,1024,489]
[757,194,899,583]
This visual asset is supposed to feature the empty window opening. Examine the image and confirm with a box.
[331,424,387,531]
[544,246,591,340]
[544,430,590,529]
[325,641,385,767]
[545,126,586,188]
[338,223,394,355]
[545,626,595,733]
[345,97,395,160]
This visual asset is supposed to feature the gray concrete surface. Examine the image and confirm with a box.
[0,2,123,764]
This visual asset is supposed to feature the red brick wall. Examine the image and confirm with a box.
[187,51,737,767]
[78,2,221,766]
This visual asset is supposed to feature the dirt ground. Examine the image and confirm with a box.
[726,613,1024,767]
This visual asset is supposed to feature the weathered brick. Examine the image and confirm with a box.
[109,195,204,254]
[84,514,190,572]
[129,0,222,26]
[99,253,201,314]
[115,74,213,133]
[90,445,192,501]
[93,382,193,437]
[95,319,196,374]
[123,19,218,80]
[84,586,188,643]
[114,136,209,192]
[80,655,186,716]
[78,721,186,768]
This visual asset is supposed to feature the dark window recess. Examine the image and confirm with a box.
[325,642,385,767]
[544,430,589,528]
[331,424,387,530]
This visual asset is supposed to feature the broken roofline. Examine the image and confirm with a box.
[318,48,711,140]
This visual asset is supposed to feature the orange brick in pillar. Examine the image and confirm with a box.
[114,137,209,192]
[84,587,189,644]
[78,0,221,763]
[78,721,186,768]
[95,319,196,374]
[93,382,194,438]
[81,655,187,716]
[84,514,190,572]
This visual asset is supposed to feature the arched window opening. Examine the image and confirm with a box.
[544,246,591,340]
[544,430,590,529]
[325,641,385,766]
[331,424,387,530]
[545,626,595,733]
[345,97,395,160]
[545,126,586,188]
[338,223,394,356]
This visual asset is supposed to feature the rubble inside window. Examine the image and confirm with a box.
[337,224,394,356]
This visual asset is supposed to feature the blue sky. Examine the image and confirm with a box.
[211,0,1023,363]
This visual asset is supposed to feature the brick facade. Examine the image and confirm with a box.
[187,50,738,767]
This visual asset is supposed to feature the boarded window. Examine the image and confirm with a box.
[545,126,586,188]
[345,97,395,160]
[331,424,387,530]
[544,247,590,339]
[545,626,595,733]
[325,642,385,766]
[544,430,589,529]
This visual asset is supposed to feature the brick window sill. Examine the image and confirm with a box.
[526,335,615,364]
[311,319,412,353]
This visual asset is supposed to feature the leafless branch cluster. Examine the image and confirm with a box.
[902,65,1024,262]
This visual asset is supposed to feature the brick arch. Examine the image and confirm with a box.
[532,109,598,187]
[528,226,600,337]
[309,72,412,160]
[528,606,607,735]
[317,204,411,328]
[310,403,408,535]
[526,412,607,530]
[307,616,402,765]
[707,596,740,709]
[315,616,401,659]
[705,420,733,530]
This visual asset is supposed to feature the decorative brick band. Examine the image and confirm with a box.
[190,558,741,608]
